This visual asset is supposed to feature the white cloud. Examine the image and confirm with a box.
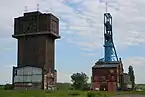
[0,0,145,84]
[38,0,145,51]
[0,66,13,84]
[1,0,145,50]
[57,71,72,83]
[0,0,39,38]
[123,57,145,84]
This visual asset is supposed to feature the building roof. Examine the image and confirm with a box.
[92,60,120,68]
[24,11,42,16]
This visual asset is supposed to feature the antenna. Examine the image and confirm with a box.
[106,2,108,13]
[37,4,39,11]
[24,6,28,12]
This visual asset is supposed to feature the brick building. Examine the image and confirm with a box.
[91,58,124,92]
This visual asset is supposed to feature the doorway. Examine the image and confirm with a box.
[100,83,108,91]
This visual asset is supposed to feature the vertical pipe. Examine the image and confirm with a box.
[12,66,15,89]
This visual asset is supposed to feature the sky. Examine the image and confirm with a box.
[0,0,145,84]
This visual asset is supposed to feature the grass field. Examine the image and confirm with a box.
[0,83,145,97]
[0,89,116,97]
[1,89,145,97]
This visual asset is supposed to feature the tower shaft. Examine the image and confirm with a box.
[104,13,118,62]
[12,11,60,89]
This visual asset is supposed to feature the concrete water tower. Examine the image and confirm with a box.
[12,11,60,89]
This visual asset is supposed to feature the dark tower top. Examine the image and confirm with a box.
[13,11,60,39]
[12,11,60,71]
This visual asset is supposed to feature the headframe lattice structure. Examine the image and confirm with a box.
[104,13,118,62]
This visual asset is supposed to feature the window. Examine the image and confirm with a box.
[14,69,17,75]
[111,76,115,81]
[100,76,106,81]
[52,20,57,33]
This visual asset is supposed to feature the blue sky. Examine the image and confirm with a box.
[0,0,145,84]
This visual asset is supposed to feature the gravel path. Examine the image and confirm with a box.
[111,94,145,97]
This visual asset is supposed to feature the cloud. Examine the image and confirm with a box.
[123,57,145,84]
[1,0,145,51]
[0,0,145,84]
[124,57,145,67]
[37,0,145,52]
[0,66,13,84]
[57,71,72,83]
[0,0,39,38]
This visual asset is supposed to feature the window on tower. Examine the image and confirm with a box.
[52,20,57,34]
[14,69,17,75]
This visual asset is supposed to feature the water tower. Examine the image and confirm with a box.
[12,11,60,89]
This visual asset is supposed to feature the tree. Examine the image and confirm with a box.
[128,65,135,90]
[71,72,89,90]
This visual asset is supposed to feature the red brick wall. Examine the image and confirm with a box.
[92,67,119,92]
[92,81,117,92]
[92,82,100,90]
[108,82,116,92]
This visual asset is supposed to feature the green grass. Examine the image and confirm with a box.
[56,83,72,90]
[117,91,145,95]
[1,83,145,97]
[0,90,84,97]
[0,89,116,97]
[1,89,145,97]
[0,90,45,97]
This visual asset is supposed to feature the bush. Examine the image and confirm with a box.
[82,87,90,91]
[68,91,80,96]
[45,90,53,93]
[0,85,5,90]
[69,87,74,90]
[4,84,13,90]
[87,91,108,97]
[87,92,96,97]
[102,94,107,97]
[96,92,103,96]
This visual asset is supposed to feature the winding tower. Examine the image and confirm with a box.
[91,13,124,92]
[12,11,60,89]
[104,13,118,62]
